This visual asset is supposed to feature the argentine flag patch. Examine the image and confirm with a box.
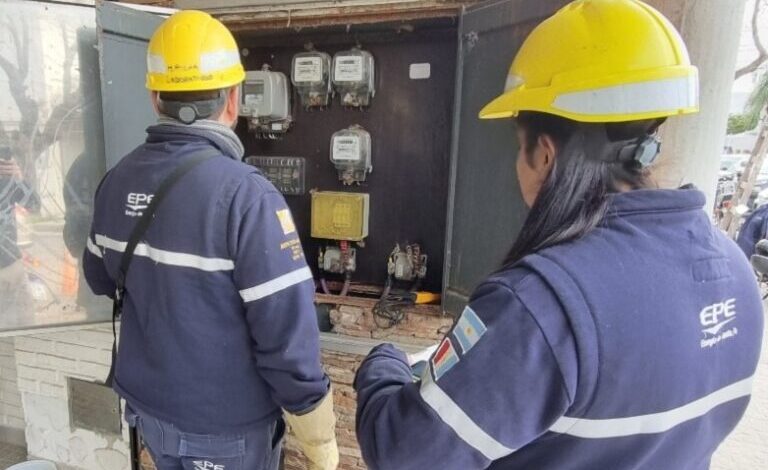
[453,306,487,354]
[431,337,460,381]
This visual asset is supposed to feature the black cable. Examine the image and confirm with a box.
[340,272,352,297]
[760,275,768,300]
[373,277,412,329]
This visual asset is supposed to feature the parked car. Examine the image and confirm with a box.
[720,154,748,176]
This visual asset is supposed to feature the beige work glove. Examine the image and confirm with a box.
[283,389,339,470]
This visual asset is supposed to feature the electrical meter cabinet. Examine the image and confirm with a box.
[292,51,332,108]
[332,49,375,108]
[330,126,372,185]
[240,66,292,138]
[311,191,370,241]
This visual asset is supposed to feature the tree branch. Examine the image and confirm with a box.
[33,92,81,157]
[736,0,768,79]
[0,53,37,125]
[17,18,29,82]
[736,55,767,80]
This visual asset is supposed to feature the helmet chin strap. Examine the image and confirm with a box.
[158,90,227,125]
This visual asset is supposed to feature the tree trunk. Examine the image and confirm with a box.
[722,113,768,235]
[644,0,748,212]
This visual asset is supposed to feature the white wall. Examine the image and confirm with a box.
[0,338,26,442]
[13,326,131,470]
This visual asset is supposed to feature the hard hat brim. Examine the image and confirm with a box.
[479,92,518,120]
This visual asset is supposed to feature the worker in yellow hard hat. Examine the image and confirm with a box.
[353,1,763,469]
[83,11,338,470]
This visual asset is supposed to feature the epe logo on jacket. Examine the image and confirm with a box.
[125,192,154,217]
[700,298,738,349]
[193,461,224,470]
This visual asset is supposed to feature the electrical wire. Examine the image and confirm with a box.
[373,277,413,329]
[320,277,331,295]
[339,272,351,297]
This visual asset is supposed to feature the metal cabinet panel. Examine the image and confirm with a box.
[97,2,167,170]
[442,0,567,315]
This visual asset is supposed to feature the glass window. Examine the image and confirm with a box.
[0,1,110,335]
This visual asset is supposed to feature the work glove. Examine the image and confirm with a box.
[284,388,339,470]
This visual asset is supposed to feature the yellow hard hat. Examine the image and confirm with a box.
[146,10,245,92]
[479,0,699,123]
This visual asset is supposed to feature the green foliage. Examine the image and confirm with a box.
[728,113,758,134]
[728,72,768,135]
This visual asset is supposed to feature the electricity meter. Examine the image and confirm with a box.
[240,65,292,139]
[330,126,372,185]
[292,51,332,108]
[332,49,375,108]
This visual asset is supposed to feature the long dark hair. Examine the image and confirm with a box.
[503,112,660,267]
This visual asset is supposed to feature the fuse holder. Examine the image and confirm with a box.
[311,192,370,241]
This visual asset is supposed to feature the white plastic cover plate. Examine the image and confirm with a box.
[409,63,431,80]
[333,135,362,161]
[335,56,364,82]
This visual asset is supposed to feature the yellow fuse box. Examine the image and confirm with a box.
[311,192,370,241]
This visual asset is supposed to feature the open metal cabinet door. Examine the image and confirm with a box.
[442,0,568,316]
[97,2,172,169]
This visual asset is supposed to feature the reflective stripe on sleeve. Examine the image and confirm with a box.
[239,266,314,303]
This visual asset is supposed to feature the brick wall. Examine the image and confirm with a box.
[0,338,25,441]
[13,326,132,470]
[330,305,453,346]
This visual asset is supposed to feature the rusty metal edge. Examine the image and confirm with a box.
[214,2,469,32]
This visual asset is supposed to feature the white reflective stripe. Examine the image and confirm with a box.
[199,50,241,73]
[86,237,102,258]
[504,74,524,92]
[239,266,313,303]
[147,54,167,73]
[549,376,754,439]
[552,75,698,116]
[94,234,234,272]
[420,370,515,460]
